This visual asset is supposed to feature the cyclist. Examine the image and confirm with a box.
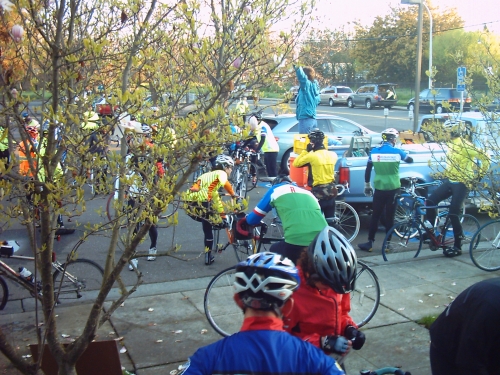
[358,128,414,252]
[292,129,338,219]
[184,154,237,265]
[424,125,490,257]
[248,115,279,180]
[238,175,327,264]
[178,252,345,375]
[429,277,500,375]
[283,226,365,360]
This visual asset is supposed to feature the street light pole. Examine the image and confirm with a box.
[422,2,433,89]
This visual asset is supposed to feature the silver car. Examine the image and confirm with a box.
[319,86,353,106]
[261,114,383,173]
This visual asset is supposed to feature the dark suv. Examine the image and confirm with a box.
[407,88,472,114]
[347,83,397,110]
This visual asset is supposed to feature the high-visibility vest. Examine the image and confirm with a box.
[18,143,36,177]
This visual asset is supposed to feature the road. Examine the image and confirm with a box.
[6,100,488,288]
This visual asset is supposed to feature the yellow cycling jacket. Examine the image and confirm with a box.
[444,137,490,182]
[293,148,337,187]
[184,170,235,213]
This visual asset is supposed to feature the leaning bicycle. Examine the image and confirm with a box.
[204,259,380,337]
[381,194,480,262]
[326,183,360,243]
[0,240,104,309]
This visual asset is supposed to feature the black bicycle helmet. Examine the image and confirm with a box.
[234,252,300,312]
[308,129,325,144]
[272,174,293,186]
[308,226,357,294]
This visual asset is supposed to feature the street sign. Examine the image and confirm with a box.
[457,67,466,92]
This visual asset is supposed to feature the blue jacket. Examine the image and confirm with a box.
[295,66,320,120]
[180,316,344,375]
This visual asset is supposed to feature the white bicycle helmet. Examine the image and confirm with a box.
[382,128,399,142]
[215,154,234,169]
[234,252,300,312]
[308,226,357,294]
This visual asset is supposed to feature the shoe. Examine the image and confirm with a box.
[358,241,373,252]
[128,258,138,271]
[147,247,157,261]
[443,246,462,258]
[204,251,215,265]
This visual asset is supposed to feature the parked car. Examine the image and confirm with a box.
[260,114,383,173]
[285,86,299,103]
[347,83,397,110]
[319,86,353,106]
[407,88,472,114]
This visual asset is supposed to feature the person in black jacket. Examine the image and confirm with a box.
[429,277,500,375]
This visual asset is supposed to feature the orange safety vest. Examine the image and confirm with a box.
[18,143,36,176]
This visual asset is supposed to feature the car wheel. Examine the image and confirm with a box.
[281,148,292,174]
[408,103,415,112]
[365,100,372,110]
[329,98,334,107]
[347,98,354,108]
[436,105,443,114]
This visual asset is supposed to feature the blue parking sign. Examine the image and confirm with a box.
[457,67,466,92]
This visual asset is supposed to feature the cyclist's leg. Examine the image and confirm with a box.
[426,181,452,225]
[448,182,469,249]
[318,196,335,219]
[264,152,278,178]
[269,241,306,265]
[147,224,158,261]
[382,189,399,233]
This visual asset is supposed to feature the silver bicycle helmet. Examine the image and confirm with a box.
[234,252,300,312]
[381,128,399,142]
[308,226,357,294]
[214,154,234,169]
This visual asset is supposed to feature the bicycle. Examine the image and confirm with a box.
[359,368,411,375]
[191,158,212,184]
[381,191,480,262]
[229,145,266,195]
[105,176,181,226]
[0,240,104,309]
[325,183,360,243]
[204,259,380,337]
[469,194,500,271]
[395,177,466,238]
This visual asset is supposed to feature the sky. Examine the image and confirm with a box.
[309,0,500,35]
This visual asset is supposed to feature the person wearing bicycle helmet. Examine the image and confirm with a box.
[293,129,338,219]
[178,252,345,375]
[358,128,414,252]
[248,115,279,180]
[283,227,365,360]
[429,277,500,375]
[184,154,237,265]
[239,174,327,264]
[424,125,490,257]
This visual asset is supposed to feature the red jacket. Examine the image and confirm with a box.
[283,266,357,349]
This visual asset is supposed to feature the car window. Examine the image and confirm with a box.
[357,86,367,94]
[329,119,361,134]
[337,87,352,93]
[316,119,331,133]
[262,119,279,130]
[288,123,299,132]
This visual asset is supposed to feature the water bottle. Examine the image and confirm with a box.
[18,267,34,283]
[423,220,434,232]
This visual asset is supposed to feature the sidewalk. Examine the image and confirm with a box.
[0,252,497,375]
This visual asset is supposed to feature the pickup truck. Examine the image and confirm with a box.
[331,137,446,209]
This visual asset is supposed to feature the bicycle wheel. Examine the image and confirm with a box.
[441,214,480,250]
[350,261,380,328]
[0,276,8,310]
[204,266,242,337]
[470,219,500,271]
[53,259,104,301]
[329,201,360,243]
[231,237,256,262]
[158,197,182,221]
[382,220,423,262]
[235,171,248,200]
